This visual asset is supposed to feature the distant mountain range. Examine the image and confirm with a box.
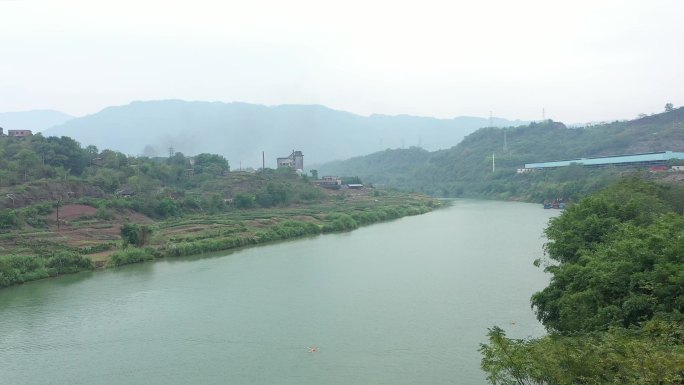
[41,100,528,167]
[0,110,74,133]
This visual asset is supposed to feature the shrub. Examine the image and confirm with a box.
[0,255,49,287]
[0,210,19,229]
[120,223,140,246]
[161,236,255,258]
[181,197,201,210]
[25,216,47,228]
[95,207,115,220]
[120,223,154,247]
[109,247,155,267]
[155,198,180,218]
[46,251,93,274]
[79,242,115,254]
[34,203,54,215]
[323,213,358,232]
[234,193,255,209]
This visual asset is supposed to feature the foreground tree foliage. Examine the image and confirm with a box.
[481,321,684,385]
[480,178,684,384]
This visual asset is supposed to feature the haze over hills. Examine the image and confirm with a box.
[42,100,528,167]
[318,107,684,198]
[0,110,74,133]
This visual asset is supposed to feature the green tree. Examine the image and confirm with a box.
[45,136,87,174]
[542,178,667,264]
[14,149,40,182]
[84,145,99,162]
[0,209,19,229]
[120,224,154,247]
[204,194,225,214]
[665,102,674,112]
[233,193,255,209]
[90,168,121,192]
[256,183,292,207]
[155,198,179,218]
[120,223,139,246]
[194,153,229,176]
[481,178,684,384]
[533,213,684,332]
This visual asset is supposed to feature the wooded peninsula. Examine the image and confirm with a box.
[0,134,438,288]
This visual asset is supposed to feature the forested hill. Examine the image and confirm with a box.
[42,100,527,167]
[318,107,684,199]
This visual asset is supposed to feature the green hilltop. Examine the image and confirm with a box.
[318,107,684,201]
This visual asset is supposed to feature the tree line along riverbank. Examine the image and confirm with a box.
[480,177,684,384]
[0,187,439,288]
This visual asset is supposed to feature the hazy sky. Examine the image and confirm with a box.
[2,0,683,123]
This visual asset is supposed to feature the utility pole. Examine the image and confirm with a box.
[262,151,265,171]
[56,199,61,231]
[503,128,508,153]
[56,192,72,231]
[492,152,496,173]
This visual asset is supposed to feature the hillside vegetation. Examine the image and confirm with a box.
[0,133,439,288]
[319,107,684,201]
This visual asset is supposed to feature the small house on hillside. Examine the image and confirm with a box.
[8,130,32,137]
[116,186,135,198]
[314,176,342,190]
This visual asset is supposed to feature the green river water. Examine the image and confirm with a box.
[0,200,558,384]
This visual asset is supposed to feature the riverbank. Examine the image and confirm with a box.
[0,190,440,288]
[0,199,550,385]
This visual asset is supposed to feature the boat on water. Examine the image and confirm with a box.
[543,199,567,210]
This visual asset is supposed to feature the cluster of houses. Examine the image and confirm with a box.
[276,150,363,190]
[0,127,33,137]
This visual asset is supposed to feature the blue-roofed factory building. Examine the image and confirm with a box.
[524,151,684,170]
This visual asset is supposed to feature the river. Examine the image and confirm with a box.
[0,200,558,385]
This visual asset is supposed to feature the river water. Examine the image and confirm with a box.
[0,200,558,385]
